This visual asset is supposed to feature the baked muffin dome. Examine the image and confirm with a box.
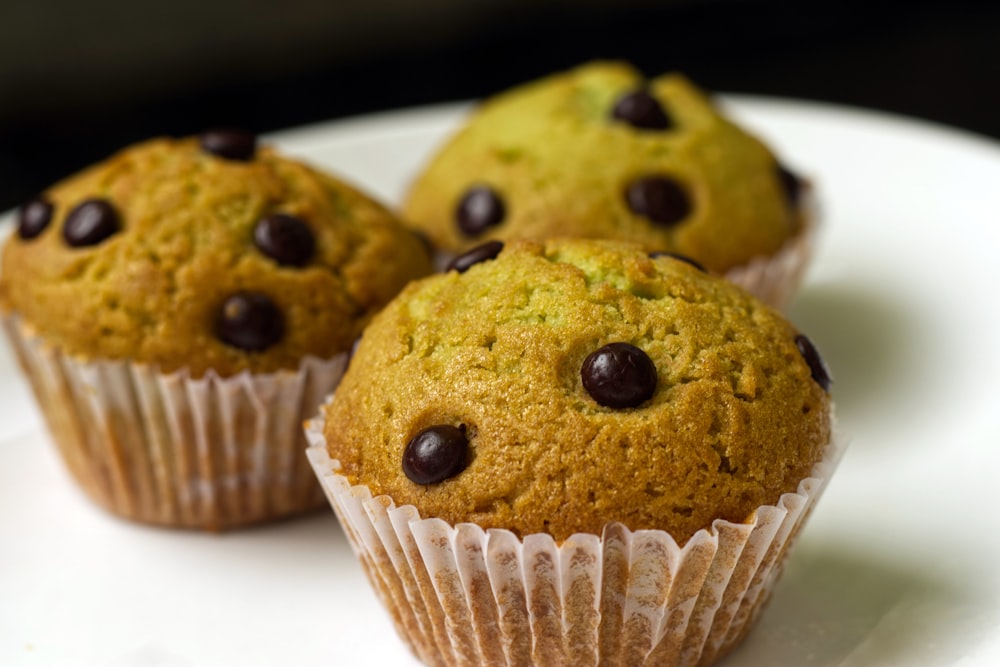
[1,134,432,377]
[323,238,831,544]
[402,61,806,275]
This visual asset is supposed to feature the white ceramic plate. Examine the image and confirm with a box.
[3,98,1000,667]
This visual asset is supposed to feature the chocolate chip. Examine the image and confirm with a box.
[456,185,505,236]
[626,176,691,226]
[777,164,802,206]
[582,342,657,408]
[649,251,706,272]
[199,129,257,161]
[17,197,54,240]
[253,213,315,267]
[446,240,504,273]
[62,199,120,247]
[403,424,469,484]
[795,334,831,392]
[612,90,672,130]
[215,292,284,352]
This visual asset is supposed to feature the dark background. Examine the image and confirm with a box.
[2,0,998,213]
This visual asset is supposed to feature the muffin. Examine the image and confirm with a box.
[403,61,814,308]
[0,129,432,529]
[307,238,839,666]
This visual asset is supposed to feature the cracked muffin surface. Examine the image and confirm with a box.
[0,135,432,377]
[403,61,807,275]
[324,238,831,544]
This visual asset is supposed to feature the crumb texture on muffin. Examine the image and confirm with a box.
[403,61,803,273]
[0,137,432,376]
[324,238,830,544]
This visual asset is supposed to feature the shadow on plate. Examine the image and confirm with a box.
[107,502,351,565]
[788,282,922,435]
[727,540,980,666]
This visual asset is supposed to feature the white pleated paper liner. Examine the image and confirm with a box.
[306,410,843,667]
[723,195,817,312]
[2,313,349,530]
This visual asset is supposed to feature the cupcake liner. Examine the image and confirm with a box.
[722,198,817,311]
[306,408,843,667]
[3,313,349,530]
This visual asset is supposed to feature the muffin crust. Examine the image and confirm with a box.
[403,61,802,274]
[1,137,432,377]
[324,238,830,544]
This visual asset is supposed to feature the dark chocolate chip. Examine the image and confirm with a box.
[199,128,257,161]
[62,199,120,247]
[612,90,672,130]
[403,424,469,484]
[456,185,505,236]
[446,240,504,273]
[581,342,657,409]
[649,251,706,272]
[18,197,54,240]
[625,176,691,226]
[253,213,315,267]
[215,292,284,352]
[795,334,831,392]
[777,164,802,206]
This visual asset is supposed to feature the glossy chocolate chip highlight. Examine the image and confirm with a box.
[215,292,284,352]
[254,213,315,267]
[582,342,657,409]
[403,424,469,485]
[626,176,691,226]
[456,185,505,236]
[612,89,672,130]
[199,128,257,161]
[446,240,504,273]
[63,199,120,247]
[649,251,706,272]
[18,197,54,240]
[795,334,832,392]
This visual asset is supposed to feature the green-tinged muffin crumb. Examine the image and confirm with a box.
[403,61,805,274]
[0,135,432,377]
[324,238,831,544]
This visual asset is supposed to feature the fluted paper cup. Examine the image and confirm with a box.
[305,406,843,667]
[723,194,817,311]
[3,313,349,530]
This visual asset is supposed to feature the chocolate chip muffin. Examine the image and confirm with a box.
[1,130,432,529]
[403,61,814,308]
[307,238,839,667]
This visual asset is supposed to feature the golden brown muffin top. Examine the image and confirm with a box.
[324,238,831,544]
[403,61,805,274]
[0,134,432,377]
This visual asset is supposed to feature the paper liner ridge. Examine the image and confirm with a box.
[305,410,843,667]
